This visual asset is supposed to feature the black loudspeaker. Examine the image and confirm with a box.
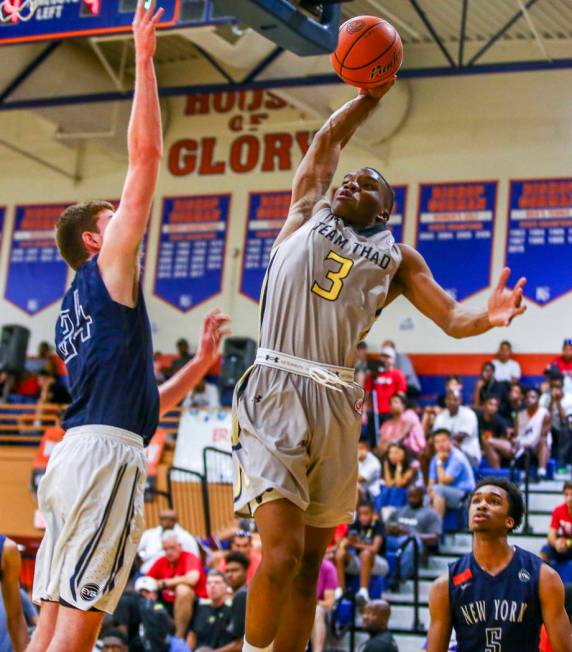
[219,337,257,389]
[0,325,30,374]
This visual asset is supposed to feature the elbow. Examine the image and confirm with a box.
[130,143,163,164]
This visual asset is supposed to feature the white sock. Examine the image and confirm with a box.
[357,587,370,601]
[243,639,273,652]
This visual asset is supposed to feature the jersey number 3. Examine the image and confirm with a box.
[311,251,354,302]
[485,627,502,652]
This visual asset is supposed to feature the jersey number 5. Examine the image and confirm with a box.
[485,627,502,652]
[311,251,354,302]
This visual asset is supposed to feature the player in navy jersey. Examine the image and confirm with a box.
[427,477,572,651]
[27,3,229,651]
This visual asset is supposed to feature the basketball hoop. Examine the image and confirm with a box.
[0,0,38,23]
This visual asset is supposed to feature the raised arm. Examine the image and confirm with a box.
[98,0,164,305]
[540,564,572,652]
[386,245,526,339]
[273,81,395,248]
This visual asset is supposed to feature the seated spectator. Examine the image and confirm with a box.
[472,361,508,410]
[552,338,572,393]
[515,387,551,478]
[433,389,481,467]
[492,340,521,384]
[184,378,220,409]
[378,393,425,456]
[438,376,463,408]
[222,552,248,650]
[540,368,572,472]
[498,381,524,424]
[382,443,417,489]
[165,339,193,379]
[382,339,421,397]
[135,576,174,652]
[541,482,572,565]
[37,369,71,405]
[371,347,407,423]
[478,395,511,468]
[138,510,200,574]
[358,439,382,499]
[334,501,389,605]
[361,599,398,652]
[311,557,338,652]
[102,629,130,652]
[147,530,207,639]
[428,429,476,519]
[386,486,442,579]
[186,571,232,651]
[211,530,261,585]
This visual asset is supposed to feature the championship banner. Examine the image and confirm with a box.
[154,194,230,311]
[388,185,407,242]
[416,181,497,301]
[174,409,232,480]
[240,191,290,303]
[5,204,70,315]
[506,178,572,305]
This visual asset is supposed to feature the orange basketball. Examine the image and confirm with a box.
[330,15,403,89]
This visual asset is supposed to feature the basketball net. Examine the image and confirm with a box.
[0,0,38,23]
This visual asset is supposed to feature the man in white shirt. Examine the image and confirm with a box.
[138,509,200,573]
[516,386,551,477]
[540,369,572,472]
[358,440,382,498]
[433,389,481,467]
[492,340,521,383]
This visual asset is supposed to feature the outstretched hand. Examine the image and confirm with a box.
[488,267,527,327]
[196,309,231,367]
[132,0,164,60]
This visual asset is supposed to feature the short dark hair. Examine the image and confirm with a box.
[56,200,113,270]
[357,341,368,350]
[357,499,374,510]
[499,340,512,349]
[483,393,500,403]
[563,482,572,493]
[226,551,250,570]
[546,365,565,382]
[482,361,495,371]
[102,629,128,645]
[472,476,524,532]
[524,386,540,397]
[432,428,452,439]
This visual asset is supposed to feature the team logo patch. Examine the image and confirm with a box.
[80,583,100,602]
[518,569,531,583]
[452,568,473,586]
[346,19,366,34]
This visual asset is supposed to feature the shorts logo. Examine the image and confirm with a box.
[518,569,531,583]
[346,19,366,34]
[80,583,100,601]
[354,399,364,413]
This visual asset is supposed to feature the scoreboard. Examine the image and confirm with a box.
[0,0,228,45]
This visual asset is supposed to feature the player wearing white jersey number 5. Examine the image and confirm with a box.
[27,3,230,651]
[233,80,528,652]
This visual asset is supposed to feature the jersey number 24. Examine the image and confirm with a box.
[311,251,354,302]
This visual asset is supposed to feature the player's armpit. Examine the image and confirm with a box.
[539,564,572,652]
[427,574,453,652]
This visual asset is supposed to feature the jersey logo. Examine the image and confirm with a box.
[452,568,473,586]
[518,568,531,582]
[58,289,93,363]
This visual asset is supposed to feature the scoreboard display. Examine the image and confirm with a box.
[0,0,181,45]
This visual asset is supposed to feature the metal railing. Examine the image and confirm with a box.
[203,446,235,537]
[395,535,423,632]
[168,466,210,537]
[143,487,172,530]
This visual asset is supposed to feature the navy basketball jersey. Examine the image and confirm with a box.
[55,256,159,443]
[448,546,543,652]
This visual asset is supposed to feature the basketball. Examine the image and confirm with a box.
[330,15,403,89]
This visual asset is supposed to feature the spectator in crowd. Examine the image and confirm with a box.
[134,576,174,652]
[472,361,508,409]
[361,599,398,652]
[433,389,481,467]
[499,381,524,424]
[222,552,248,650]
[478,395,511,468]
[184,379,221,409]
[541,482,572,565]
[386,486,442,580]
[334,501,388,605]
[358,439,382,499]
[101,629,129,652]
[355,341,372,378]
[311,557,338,652]
[211,531,261,585]
[492,340,521,383]
[552,338,572,393]
[138,510,200,574]
[371,347,407,423]
[378,393,425,456]
[223,551,249,596]
[0,535,28,652]
[166,338,193,378]
[147,530,207,639]
[428,429,476,519]
[438,376,463,408]
[186,571,232,651]
[382,339,421,397]
[382,443,417,489]
[540,368,572,472]
[36,369,71,405]
[515,387,551,478]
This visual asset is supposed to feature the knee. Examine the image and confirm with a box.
[175,584,194,602]
[261,538,304,584]
[334,548,346,563]
[359,549,373,563]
